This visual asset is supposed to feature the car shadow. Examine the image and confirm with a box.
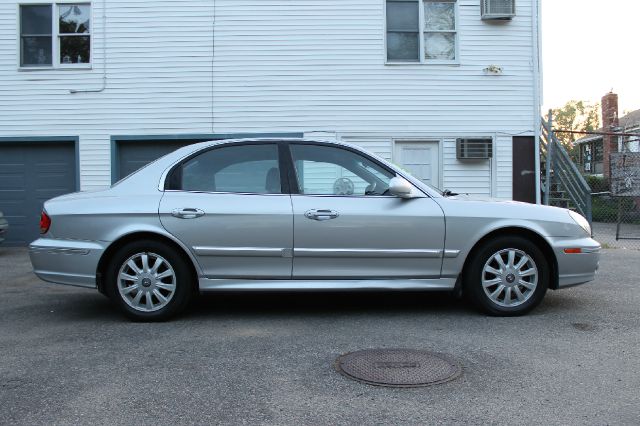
[37,288,581,322]
[26,289,470,323]
[186,290,469,320]
[43,292,122,322]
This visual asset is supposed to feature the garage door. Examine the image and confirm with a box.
[0,142,77,246]
[115,139,212,182]
[113,134,304,182]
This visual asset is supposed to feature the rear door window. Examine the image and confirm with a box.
[173,144,282,194]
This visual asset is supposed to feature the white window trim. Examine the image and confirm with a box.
[384,0,460,66]
[17,1,92,71]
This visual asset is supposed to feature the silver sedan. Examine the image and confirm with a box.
[29,139,600,321]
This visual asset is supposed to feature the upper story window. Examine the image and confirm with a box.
[20,3,91,68]
[386,0,457,64]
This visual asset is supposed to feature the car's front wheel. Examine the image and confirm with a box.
[464,236,549,316]
[105,240,194,321]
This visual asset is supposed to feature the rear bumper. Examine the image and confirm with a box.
[549,236,601,288]
[0,219,8,243]
[29,238,106,288]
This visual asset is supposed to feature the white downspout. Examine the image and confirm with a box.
[211,0,216,132]
[532,0,542,203]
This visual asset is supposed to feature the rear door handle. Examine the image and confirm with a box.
[171,208,205,219]
[304,209,339,221]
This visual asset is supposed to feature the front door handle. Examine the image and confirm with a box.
[171,208,205,219]
[304,209,339,221]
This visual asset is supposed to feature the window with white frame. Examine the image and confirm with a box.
[20,3,91,68]
[386,0,457,63]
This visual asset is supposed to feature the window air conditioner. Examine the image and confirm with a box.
[481,0,516,20]
[456,138,493,159]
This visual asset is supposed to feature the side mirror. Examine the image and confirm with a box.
[388,176,415,199]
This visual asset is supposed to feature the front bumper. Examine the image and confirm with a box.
[29,238,107,288]
[549,236,601,288]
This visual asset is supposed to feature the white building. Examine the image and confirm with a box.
[0,0,541,244]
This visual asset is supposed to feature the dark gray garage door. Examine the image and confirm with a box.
[113,134,304,182]
[115,139,212,182]
[0,142,77,246]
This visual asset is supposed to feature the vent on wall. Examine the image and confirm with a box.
[481,0,516,20]
[456,138,493,159]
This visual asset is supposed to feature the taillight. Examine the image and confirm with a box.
[40,211,51,234]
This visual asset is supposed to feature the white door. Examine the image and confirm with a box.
[394,141,440,187]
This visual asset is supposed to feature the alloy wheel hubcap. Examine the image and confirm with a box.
[117,252,177,312]
[481,248,538,308]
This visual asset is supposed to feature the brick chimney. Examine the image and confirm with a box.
[601,92,619,178]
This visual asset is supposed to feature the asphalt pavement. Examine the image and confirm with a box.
[0,247,638,425]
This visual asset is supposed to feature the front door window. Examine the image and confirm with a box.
[289,144,394,196]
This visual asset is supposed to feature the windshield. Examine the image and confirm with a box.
[422,181,444,195]
[390,163,443,195]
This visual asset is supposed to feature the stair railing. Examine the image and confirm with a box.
[540,112,593,225]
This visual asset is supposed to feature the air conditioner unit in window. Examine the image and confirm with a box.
[481,0,516,20]
[456,138,493,159]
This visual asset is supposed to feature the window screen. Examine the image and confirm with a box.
[386,1,420,61]
[59,4,91,64]
[19,3,92,68]
[386,0,458,63]
[20,5,53,67]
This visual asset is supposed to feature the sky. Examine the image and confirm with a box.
[541,0,640,114]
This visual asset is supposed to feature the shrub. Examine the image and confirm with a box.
[585,175,609,193]
[591,195,617,222]
[591,195,638,223]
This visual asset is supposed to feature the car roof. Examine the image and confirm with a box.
[176,137,347,151]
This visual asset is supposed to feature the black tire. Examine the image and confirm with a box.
[463,236,549,316]
[104,239,195,321]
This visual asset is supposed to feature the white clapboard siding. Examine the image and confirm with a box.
[0,0,537,196]
[442,138,492,196]
[0,0,215,190]
[211,0,536,135]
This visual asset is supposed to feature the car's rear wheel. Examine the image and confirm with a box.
[464,236,549,316]
[105,240,194,321]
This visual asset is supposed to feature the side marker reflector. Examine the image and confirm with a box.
[564,248,582,254]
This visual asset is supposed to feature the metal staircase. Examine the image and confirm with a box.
[540,114,593,225]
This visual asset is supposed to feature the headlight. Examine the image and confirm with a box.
[568,210,591,236]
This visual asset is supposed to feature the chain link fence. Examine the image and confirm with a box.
[586,155,640,250]
[590,190,640,250]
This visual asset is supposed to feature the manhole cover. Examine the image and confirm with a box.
[335,349,461,387]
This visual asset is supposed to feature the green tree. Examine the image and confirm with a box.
[550,100,601,160]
